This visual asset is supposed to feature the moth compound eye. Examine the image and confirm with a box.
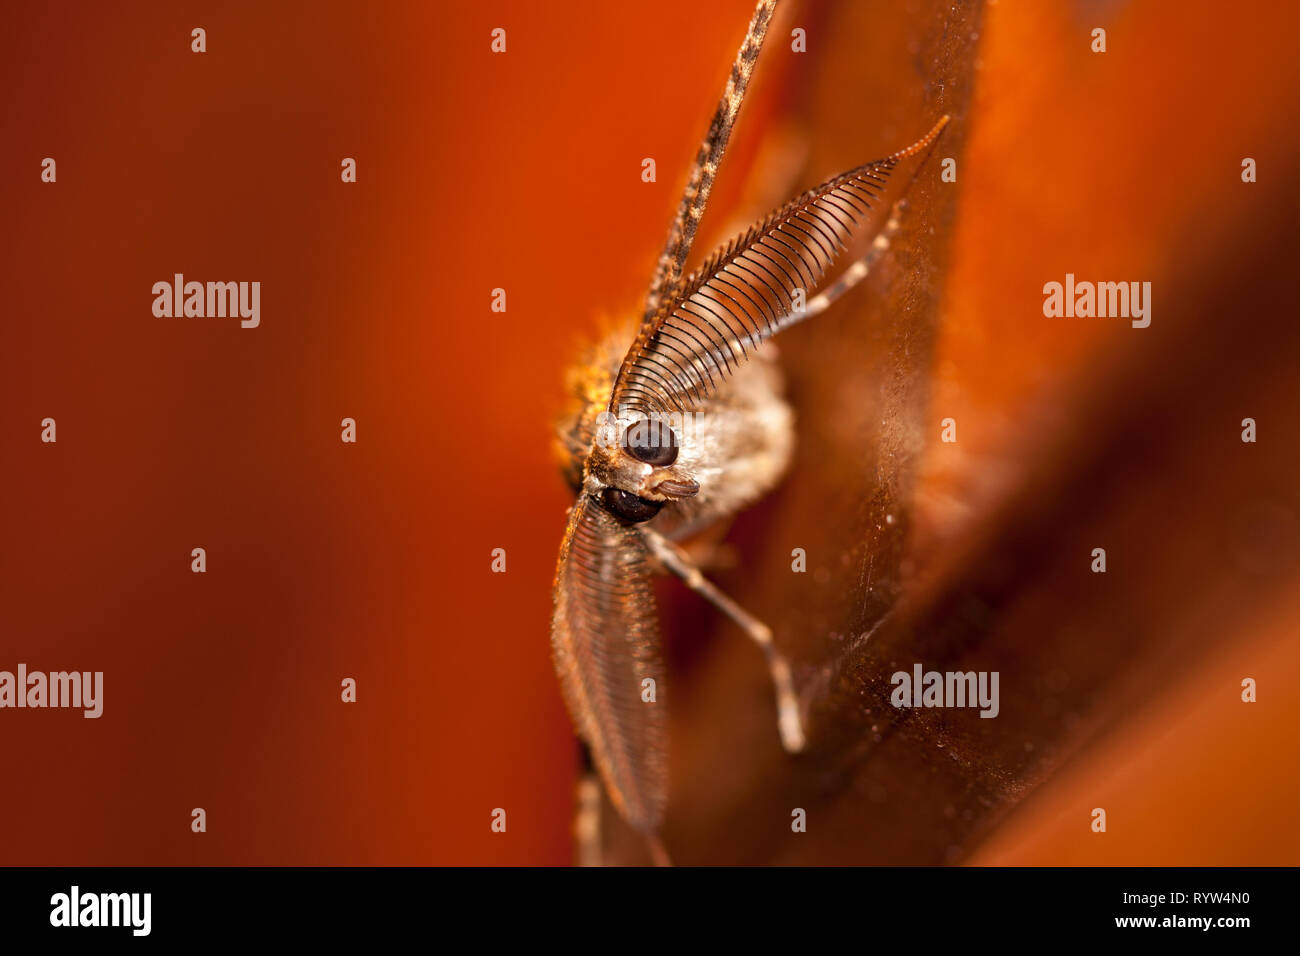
[600,487,665,524]
[622,419,679,467]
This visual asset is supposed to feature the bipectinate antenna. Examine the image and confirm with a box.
[641,0,779,324]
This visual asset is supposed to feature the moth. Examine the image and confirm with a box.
[551,0,946,863]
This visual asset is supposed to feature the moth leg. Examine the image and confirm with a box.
[648,835,673,867]
[673,518,740,573]
[574,741,603,867]
[578,740,673,866]
[641,528,806,753]
[801,198,908,321]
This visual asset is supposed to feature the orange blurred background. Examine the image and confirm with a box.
[2,0,1297,865]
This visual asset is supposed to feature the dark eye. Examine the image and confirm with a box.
[600,487,664,524]
[622,418,678,466]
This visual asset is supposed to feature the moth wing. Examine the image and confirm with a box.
[551,495,667,833]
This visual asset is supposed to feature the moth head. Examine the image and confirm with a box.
[587,412,699,523]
